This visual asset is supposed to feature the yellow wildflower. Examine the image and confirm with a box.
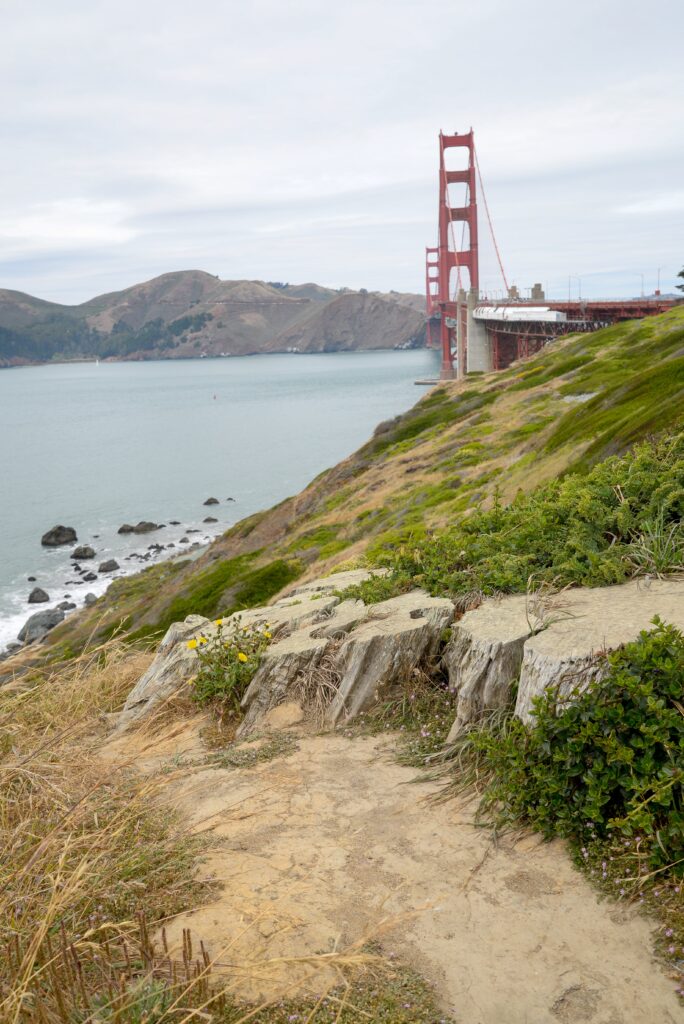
[237,651,248,663]
[199,636,208,645]
[186,638,198,650]
[214,618,223,626]
[263,631,272,640]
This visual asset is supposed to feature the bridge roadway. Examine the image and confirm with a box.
[433,296,678,374]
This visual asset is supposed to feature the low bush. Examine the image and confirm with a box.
[346,429,684,604]
[470,620,684,869]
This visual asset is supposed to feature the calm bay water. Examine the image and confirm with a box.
[0,349,438,649]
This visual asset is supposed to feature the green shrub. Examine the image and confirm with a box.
[348,429,684,604]
[473,620,684,869]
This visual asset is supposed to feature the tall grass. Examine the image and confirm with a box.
[0,640,398,1022]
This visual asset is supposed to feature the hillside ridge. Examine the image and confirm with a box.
[0,270,425,365]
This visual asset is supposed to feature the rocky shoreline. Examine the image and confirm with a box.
[0,497,235,657]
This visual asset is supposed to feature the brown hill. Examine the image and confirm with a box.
[0,271,425,364]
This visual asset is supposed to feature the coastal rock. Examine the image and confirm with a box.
[99,559,120,573]
[443,595,531,740]
[28,576,36,582]
[169,520,181,525]
[41,525,77,547]
[134,521,160,534]
[18,607,65,643]
[84,593,97,607]
[58,600,77,610]
[328,593,455,725]
[514,579,684,722]
[71,545,95,560]
[203,516,218,523]
[203,497,219,505]
[116,615,211,729]
[83,572,98,582]
[28,587,50,604]
[179,537,189,544]
[118,524,135,534]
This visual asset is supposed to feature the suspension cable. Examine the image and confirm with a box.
[474,144,510,295]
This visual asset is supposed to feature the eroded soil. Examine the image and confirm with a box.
[103,711,681,1023]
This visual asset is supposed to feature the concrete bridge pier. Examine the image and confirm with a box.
[467,288,493,372]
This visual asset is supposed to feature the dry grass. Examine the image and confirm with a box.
[0,639,212,1022]
[291,642,342,727]
[524,575,576,636]
[0,639,407,1022]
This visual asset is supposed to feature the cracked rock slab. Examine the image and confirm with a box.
[117,614,210,730]
[444,594,531,740]
[240,591,454,734]
[328,593,455,725]
[515,579,684,722]
[114,571,382,734]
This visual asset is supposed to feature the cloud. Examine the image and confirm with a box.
[616,192,684,216]
[1,0,682,301]
[0,199,135,256]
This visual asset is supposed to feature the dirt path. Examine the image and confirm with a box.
[105,714,681,1023]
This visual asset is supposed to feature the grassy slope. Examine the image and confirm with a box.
[25,305,684,659]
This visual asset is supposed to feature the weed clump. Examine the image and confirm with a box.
[190,617,272,717]
[346,669,457,767]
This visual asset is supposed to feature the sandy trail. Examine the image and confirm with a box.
[104,715,681,1023]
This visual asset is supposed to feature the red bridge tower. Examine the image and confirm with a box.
[434,130,479,378]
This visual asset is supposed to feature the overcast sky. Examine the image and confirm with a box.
[2,0,682,303]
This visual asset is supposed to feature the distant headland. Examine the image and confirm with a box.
[0,270,426,367]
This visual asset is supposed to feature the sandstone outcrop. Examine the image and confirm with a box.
[444,578,684,736]
[443,594,530,741]
[114,566,684,743]
[114,568,454,734]
[117,615,210,729]
[514,579,684,722]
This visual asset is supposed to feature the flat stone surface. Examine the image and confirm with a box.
[516,578,684,721]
